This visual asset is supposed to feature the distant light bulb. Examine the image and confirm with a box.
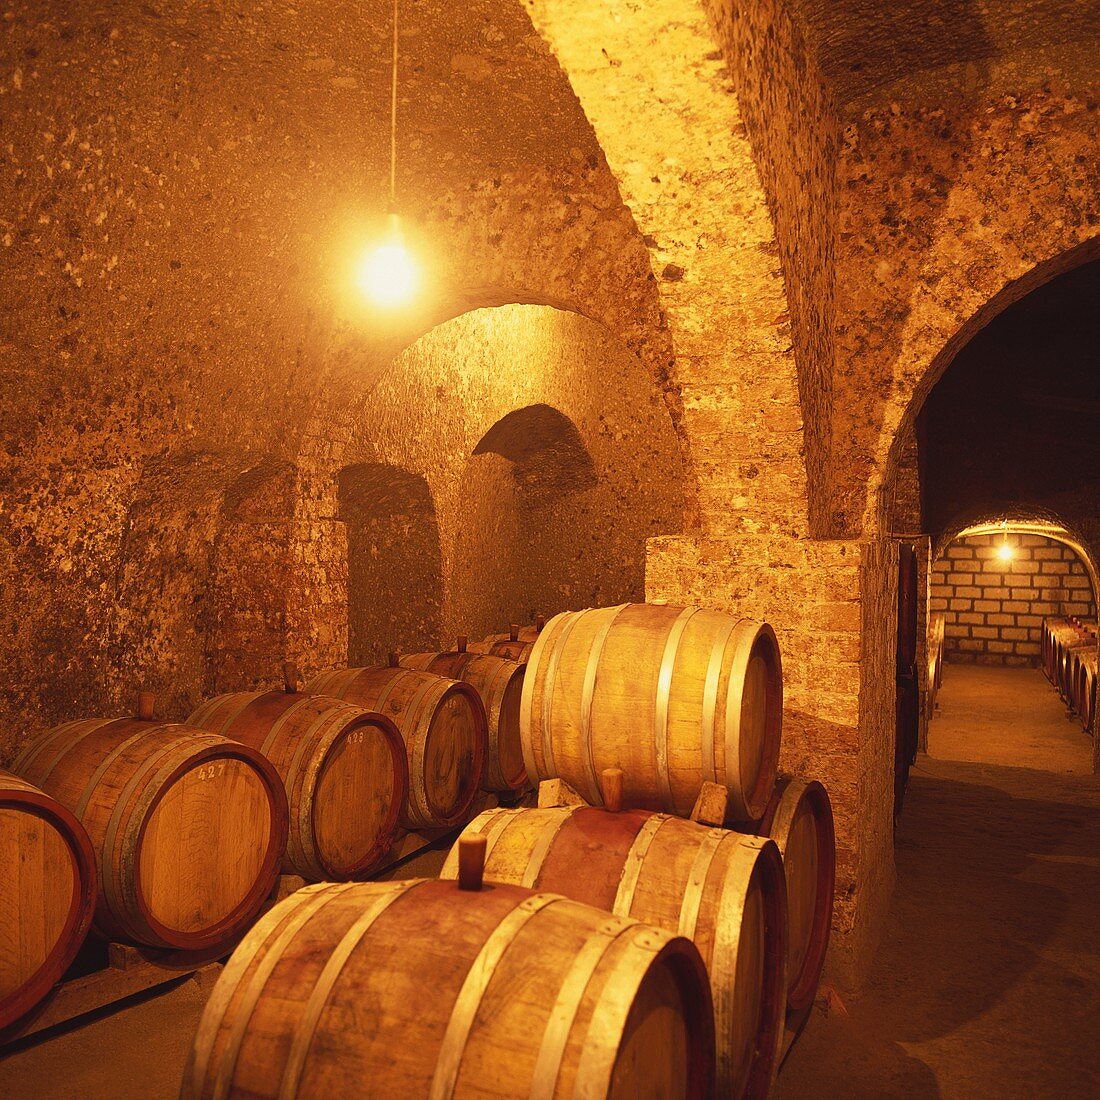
[357,214,418,308]
[997,541,1014,561]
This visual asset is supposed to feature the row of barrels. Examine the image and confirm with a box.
[3,601,832,1096]
[0,646,521,1033]
[1042,616,1097,732]
[182,603,835,1099]
[183,773,833,1100]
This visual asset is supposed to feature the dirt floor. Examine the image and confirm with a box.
[3,663,1098,1098]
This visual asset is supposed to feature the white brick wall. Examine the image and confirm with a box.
[930,534,1096,665]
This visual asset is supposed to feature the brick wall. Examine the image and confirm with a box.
[931,534,1096,666]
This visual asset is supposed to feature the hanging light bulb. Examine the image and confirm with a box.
[356,0,420,309]
[357,212,418,308]
[997,521,1014,562]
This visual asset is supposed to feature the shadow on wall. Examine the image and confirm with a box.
[473,404,598,500]
[107,453,301,718]
[106,451,237,717]
[209,459,298,693]
[452,405,599,638]
[452,403,651,640]
[338,462,444,664]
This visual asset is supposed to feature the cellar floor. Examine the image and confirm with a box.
[777,663,1100,1099]
[925,663,1094,774]
[4,667,1098,1099]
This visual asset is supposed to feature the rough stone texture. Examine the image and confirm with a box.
[646,533,897,984]
[851,98,1099,534]
[525,0,808,538]
[704,0,1100,534]
[0,0,681,760]
[932,533,1096,665]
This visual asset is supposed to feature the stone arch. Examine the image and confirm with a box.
[934,507,1100,612]
[300,281,690,528]
[869,238,1100,536]
[287,303,684,668]
[336,462,444,665]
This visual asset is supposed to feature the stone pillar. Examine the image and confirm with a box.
[647,531,897,987]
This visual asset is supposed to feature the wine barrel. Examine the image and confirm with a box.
[182,878,715,1100]
[520,604,783,820]
[441,805,785,1098]
[400,643,527,793]
[1060,635,1095,699]
[1048,619,1096,698]
[303,667,486,829]
[13,711,287,951]
[467,636,536,661]
[0,770,97,1031]
[1078,649,1097,731]
[483,618,546,644]
[756,777,835,1016]
[186,688,408,881]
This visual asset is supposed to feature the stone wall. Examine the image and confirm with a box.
[0,0,677,762]
[289,304,685,676]
[932,533,1096,665]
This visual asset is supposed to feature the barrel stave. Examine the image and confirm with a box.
[302,667,486,829]
[400,650,527,793]
[186,691,407,881]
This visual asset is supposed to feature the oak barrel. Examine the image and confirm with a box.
[186,689,408,881]
[1071,647,1097,731]
[520,604,783,820]
[756,777,835,1016]
[483,618,545,644]
[1047,618,1096,697]
[442,805,785,1098]
[304,667,487,829]
[13,714,287,951]
[1061,635,1095,699]
[0,769,97,1031]
[182,877,715,1100]
[466,636,536,662]
[400,645,527,793]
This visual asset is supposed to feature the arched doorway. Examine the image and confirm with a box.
[889,257,1100,782]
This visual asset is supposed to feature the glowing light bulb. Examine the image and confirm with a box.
[997,540,1014,562]
[357,214,418,308]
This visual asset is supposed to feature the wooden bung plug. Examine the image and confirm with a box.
[388,651,400,668]
[509,624,519,642]
[599,767,624,813]
[136,691,155,721]
[282,660,299,695]
[535,615,545,632]
[456,635,467,653]
[457,834,488,892]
